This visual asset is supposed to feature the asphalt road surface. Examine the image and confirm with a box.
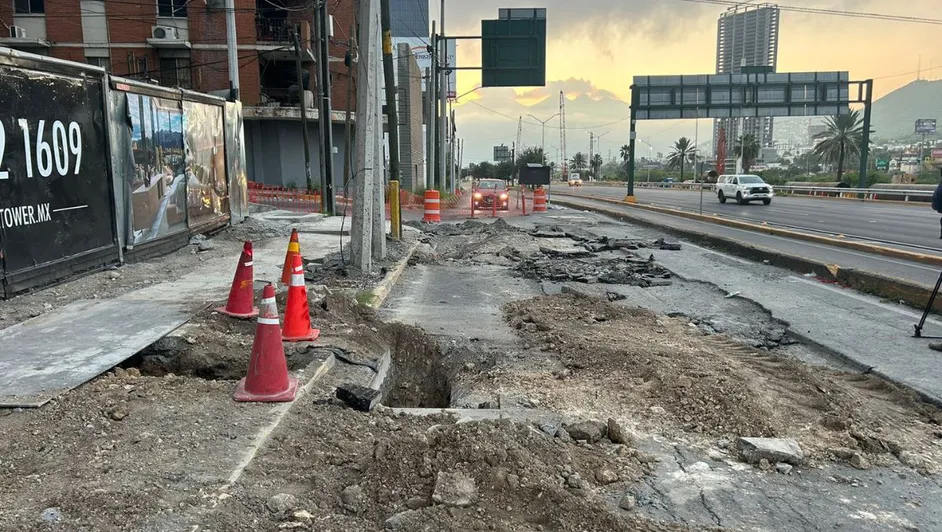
[563,185,942,253]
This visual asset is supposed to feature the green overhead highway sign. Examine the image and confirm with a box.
[481,8,546,88]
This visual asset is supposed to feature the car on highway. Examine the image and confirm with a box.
[472,179,510,211]
[716,174,773,205]
[568,175,583,187]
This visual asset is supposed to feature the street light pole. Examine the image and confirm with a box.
[528,113,559,165]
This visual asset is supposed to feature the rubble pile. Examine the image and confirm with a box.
[528,225,682,252]
[514,255,672,286]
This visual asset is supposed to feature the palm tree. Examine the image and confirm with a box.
[813,110,865,183]
[620,145,631,180]
[734,134,760,173]
[591,153,603,178]
[570,152,588,172]
[667,137,695,181]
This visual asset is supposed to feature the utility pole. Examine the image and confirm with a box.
[379,0,401,238]
[438,0,447,191]
[370,8,386,261]
[430,22,439,190]
[342,22,355,187]
[225,0,239,101]
[312,14,328,205]
[294,29,313,196]
[528,112,559,165]
[424,65,433,189]
[351,0,377,271]
[316,1,336,213]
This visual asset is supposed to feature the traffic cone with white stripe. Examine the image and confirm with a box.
[281,229,301,285]
[233,284,298,402]
[282,253,320,342]
[216,241,259,319]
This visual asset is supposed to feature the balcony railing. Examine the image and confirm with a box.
[256,18,292,42]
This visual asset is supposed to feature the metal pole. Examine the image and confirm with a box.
[224,0,239,101]
[425,65,433,189]
[438,0,447,191]
[294,29,313,196]
[312,14,329,207]
[342,22,355,188]
[380,0,401,239]
[858,79,873,191]
[318,3,336,213]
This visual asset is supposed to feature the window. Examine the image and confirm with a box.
[160,58,191,89]
[14,0,44,14]
[86,56,110,72]
[157,0,187,17]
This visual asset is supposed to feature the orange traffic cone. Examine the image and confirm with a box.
[282,254,320,342]
[233,284,298,402]
[216,241,259,319]
[281,229,301,285]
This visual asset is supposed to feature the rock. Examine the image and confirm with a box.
[687,462,712,473]
[619,494,637,511]
[405,496,428,510]
[197,240,215,252]
[606,292,627,302]
[432,471,478,507]
[267,493,298,514]
[829,447,856,460]
[649,406,667,415]
[107,405,129,421]
[537,421,559,436]
[565,472,586,489]
[607,418,629,445]
[564,420,606,443]
[595,469,618,485]
[849,453,871,470]
[189,234,206,244]
[737,437,804,466]
[899,450,932,472]
[775,463,793,475]
[336,383,382,412]
[555,427,572,443]
[340,484,366,513]
[292,510,313,523]
[758,458,772,470]
[384,509,423,530]
[308,284,332,301]
[41,507,62,523]
[108,271,121,280]
[506,474,520,489]
[707,449,727,462]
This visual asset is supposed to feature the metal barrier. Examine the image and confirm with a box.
[248,182,323,212]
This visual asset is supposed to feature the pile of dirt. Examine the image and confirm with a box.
[212,405,699,531]
[503,292,942,469]
[408,218,520,237]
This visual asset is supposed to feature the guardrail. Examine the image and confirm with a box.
[588,181,935,203]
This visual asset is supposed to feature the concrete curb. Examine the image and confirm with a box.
[553,197,942,313]
[556,192,942,267]
[366,240,419,310]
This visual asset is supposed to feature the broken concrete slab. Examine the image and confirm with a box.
[335,383,382,412]
[432,471,478,507]
[564,420,606,443]
[737,437,804,466]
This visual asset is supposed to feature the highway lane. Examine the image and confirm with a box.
[562,185,942,253]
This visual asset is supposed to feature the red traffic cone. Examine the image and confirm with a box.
[282,254,320,342]
[216,241,259,319]
[233,285,298,402]
[281,229,301,285]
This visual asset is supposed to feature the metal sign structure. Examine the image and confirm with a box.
[480,8,546,88]
[624,71,873,200]
[915,119,937,135]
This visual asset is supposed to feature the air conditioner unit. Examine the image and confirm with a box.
[9,26,26,39]
[151,25,179,40]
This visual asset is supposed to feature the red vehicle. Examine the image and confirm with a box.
[472,179,509,211]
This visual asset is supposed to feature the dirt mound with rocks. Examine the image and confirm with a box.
[503,292,942,469]
[213,405,701,531]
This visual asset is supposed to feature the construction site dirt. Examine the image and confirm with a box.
[1,211,942,531]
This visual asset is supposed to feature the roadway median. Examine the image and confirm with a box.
[552,193,942,313]
[555,190,942,268]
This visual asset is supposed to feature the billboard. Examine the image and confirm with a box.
[0,65,116,275]
[915,119,937,135]
[126,93,188,245]
[519,164,550,185]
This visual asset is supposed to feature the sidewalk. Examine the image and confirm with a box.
[0,213,350,407]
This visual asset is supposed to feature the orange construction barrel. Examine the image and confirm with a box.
[423,189,441,223]
[533,187,547,212]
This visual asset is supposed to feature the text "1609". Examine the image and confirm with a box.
[0,120,83,180]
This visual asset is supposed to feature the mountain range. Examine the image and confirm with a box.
[871,80,942,140]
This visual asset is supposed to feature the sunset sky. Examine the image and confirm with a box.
[432,0,942,162]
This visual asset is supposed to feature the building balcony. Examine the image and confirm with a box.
[256,18,292,43]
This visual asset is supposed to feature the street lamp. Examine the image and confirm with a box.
[591,130,611,179]
[528,113,559,165]
[637,138,654,183]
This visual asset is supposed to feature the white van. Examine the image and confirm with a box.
[716,174,773,205]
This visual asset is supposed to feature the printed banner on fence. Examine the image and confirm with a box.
[183,101,228,228]
[126,93,188,245]
[0,66,115,273]
[224,101,248,223]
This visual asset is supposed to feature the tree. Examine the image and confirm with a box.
[570,152,588,173]
[468,161,496,179]
[620,144,630,179]
[813,110,866,183]
[513,146,545,176]
[591,153,603,179]
[734,134,760,173]
[667,137,695,181]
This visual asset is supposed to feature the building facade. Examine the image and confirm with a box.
[390,0,428,39]
[713,3,780,155]
[0,0,358,190]
[396,42,424,191]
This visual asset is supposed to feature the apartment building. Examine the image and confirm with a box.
[0,0,358,189]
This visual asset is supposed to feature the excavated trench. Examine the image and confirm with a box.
[379,323,454,408]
